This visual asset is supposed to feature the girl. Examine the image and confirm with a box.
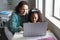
[28,8,42,23]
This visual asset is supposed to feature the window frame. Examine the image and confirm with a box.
[36,0,60,29]
[53,0,60,20]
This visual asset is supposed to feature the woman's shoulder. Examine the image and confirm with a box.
[9,11,20,20]
[12,11,17,15]
[11,11,19,17]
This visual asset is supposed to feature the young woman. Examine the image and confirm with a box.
[7,1,29,34]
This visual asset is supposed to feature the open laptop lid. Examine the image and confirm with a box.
[23,22,48,37]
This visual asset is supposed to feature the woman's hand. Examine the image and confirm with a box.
[21,27,24,31]
[20,27,24,31]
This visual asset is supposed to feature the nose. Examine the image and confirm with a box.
[24,10,26,13]
[33,18,36,21]
[24,10,25,12]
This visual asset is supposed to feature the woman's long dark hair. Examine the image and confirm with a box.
[14,1,29,14]
[28,8,42,22]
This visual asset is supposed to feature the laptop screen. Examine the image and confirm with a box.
[23,22,48,37]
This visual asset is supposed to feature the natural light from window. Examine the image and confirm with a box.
[36,0,60,29]
[54,0,60,19]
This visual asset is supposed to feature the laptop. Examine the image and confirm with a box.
[23,22,48,37]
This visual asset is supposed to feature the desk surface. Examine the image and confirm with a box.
[12,30,57,40]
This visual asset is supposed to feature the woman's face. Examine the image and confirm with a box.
[19,5,28,16]
[30,13,38,23]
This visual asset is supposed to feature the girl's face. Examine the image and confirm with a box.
[30,13,38,23]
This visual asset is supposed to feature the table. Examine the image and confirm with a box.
[12,30,57,40]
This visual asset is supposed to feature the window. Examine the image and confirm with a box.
[36,0,43,13]
[53,0,60,20]
[36,0,60,29]
[45,0,60,29]
[36,0,45,21]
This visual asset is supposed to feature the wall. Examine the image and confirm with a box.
[28,0,35,8]
[10,0,35,9]
[46,18,60,40]
[0,0,9,11]
[0,0,35,11]
[11,0,29,9]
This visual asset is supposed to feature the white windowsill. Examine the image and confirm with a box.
[46,16,60,29]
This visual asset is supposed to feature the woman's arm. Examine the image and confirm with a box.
[7,12,21,34]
